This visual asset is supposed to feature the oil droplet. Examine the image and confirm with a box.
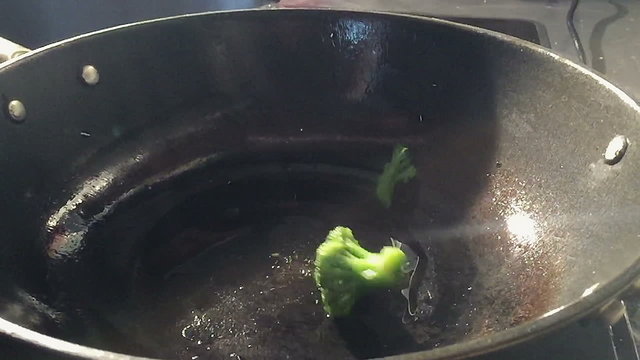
[604,135,628,165]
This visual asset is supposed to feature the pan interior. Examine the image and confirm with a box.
[39,96,499,360]
[2,9,640,360]
[78,157,444,360]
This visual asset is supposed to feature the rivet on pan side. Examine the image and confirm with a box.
[7,99,26,122]
[81,65,100,86]
[604,135,628,165]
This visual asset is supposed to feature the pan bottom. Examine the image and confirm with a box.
[51,162,449,359]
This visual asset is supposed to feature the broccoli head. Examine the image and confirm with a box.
[314,226,408,317]
[376,145,417,208]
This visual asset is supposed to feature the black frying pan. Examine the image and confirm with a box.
[0,8,639,360]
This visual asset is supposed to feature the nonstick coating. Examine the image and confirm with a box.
[0,8,639,360]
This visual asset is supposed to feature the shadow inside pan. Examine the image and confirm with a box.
[30,11,507,359]
[103,163,437,359]
[34,38,501,358]
[38,99,498,359]
[50,150,449,360]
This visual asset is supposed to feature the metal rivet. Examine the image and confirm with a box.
[604,135,628,165]
[81,65,99,86]
[7,100,26,122]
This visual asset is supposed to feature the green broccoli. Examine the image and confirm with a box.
[376,145,417,208]
[314,226,408,317]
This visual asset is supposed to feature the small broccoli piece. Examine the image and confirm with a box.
[314,226,407,317]
[376,145,417,208]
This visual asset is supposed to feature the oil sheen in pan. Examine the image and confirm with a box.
[56,162,441,360]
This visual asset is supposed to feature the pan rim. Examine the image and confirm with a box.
[1,7,640,360]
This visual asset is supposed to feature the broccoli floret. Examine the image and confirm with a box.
[314,226,407,317]
[376,145,417,208]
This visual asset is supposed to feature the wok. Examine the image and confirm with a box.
[0,8,639,360]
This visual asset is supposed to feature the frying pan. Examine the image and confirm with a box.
[0,8,639,360]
